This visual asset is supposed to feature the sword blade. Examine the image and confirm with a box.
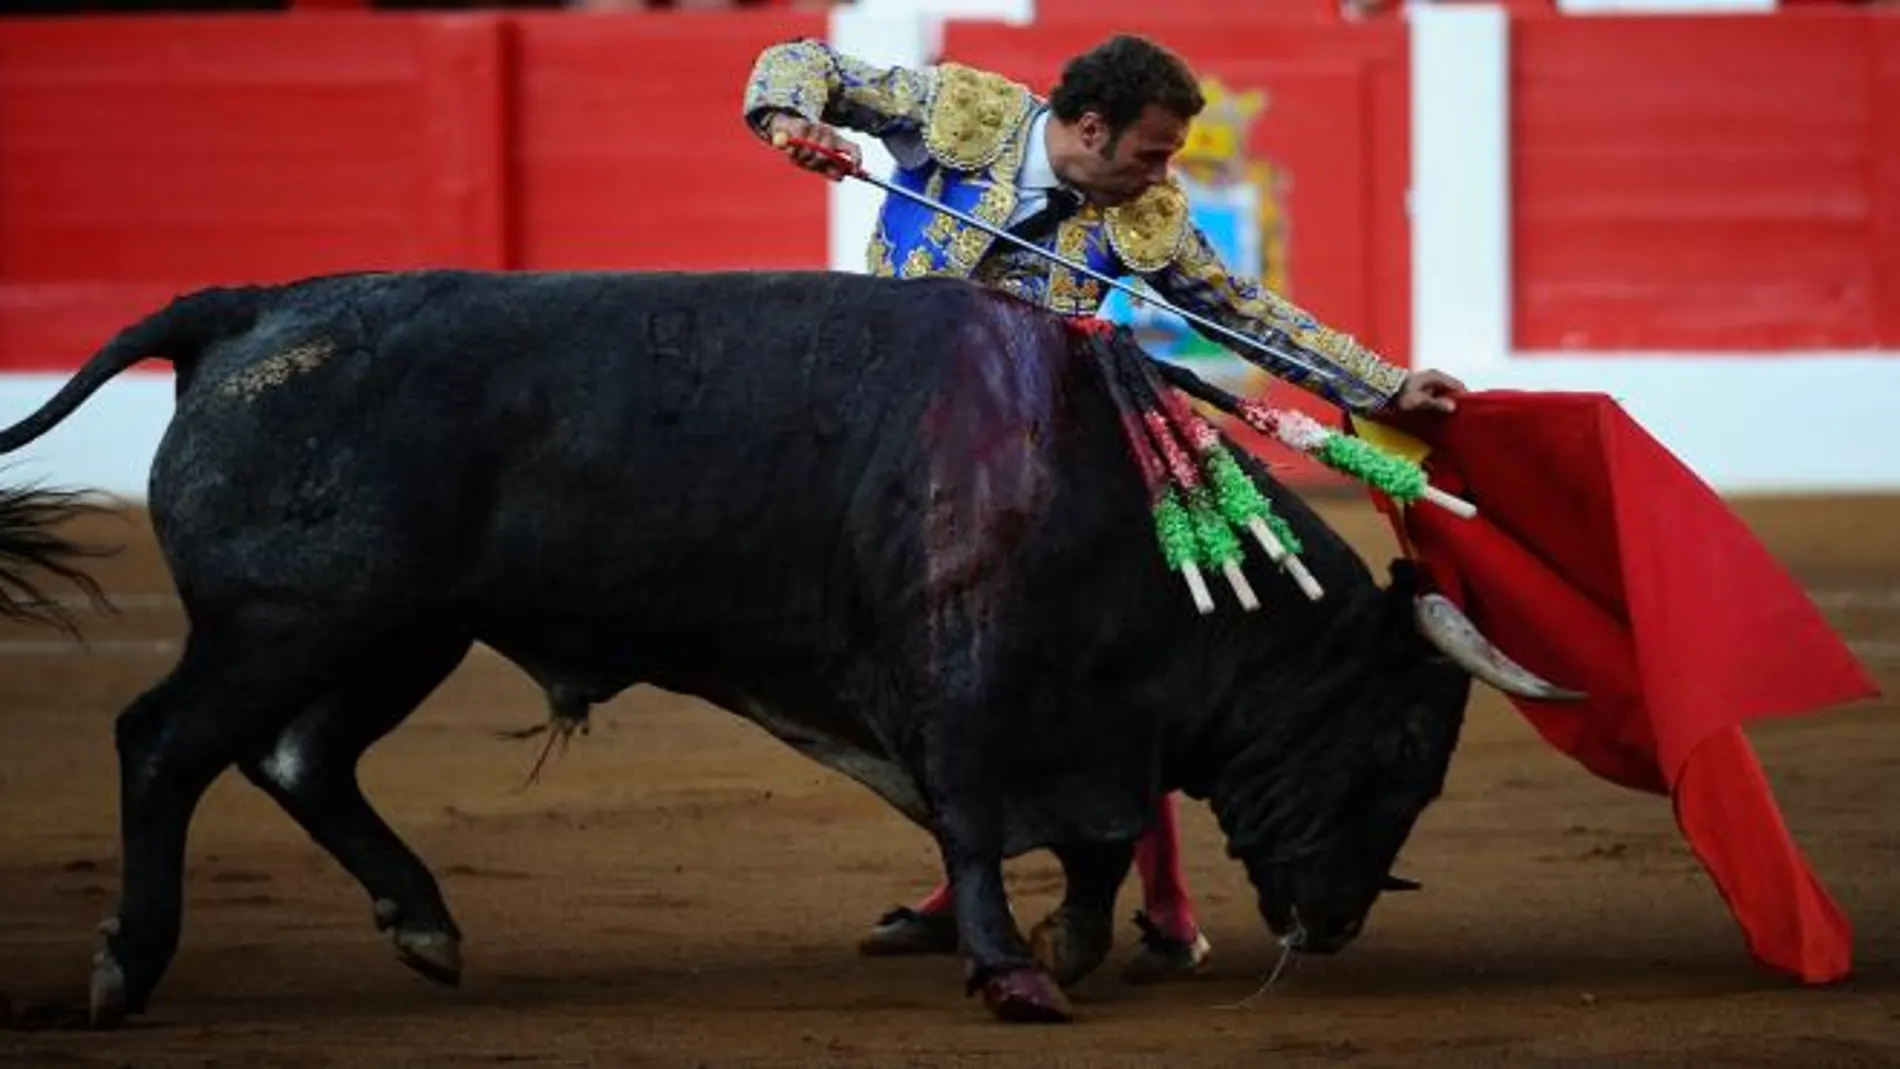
[784,135,1366,399]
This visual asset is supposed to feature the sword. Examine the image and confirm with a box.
[776,133,1380,404]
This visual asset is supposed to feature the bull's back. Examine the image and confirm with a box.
[149,268,1076,640]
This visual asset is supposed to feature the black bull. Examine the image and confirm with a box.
[0,268,1571,1026]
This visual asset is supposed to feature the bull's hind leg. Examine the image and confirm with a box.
[1028,841,1134,989]
[91,625,352,1028]
[237,634,472,987]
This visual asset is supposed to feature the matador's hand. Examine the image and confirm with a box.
[1392,369,1466,414]
[766,114,861,181]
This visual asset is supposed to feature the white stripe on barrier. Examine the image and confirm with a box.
[1409,3,1512,373]
[825,6,933,276]
[0,373,175,502]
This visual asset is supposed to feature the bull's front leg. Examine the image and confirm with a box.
[1028,841,1133,988]
[920,720,1072,1023]
[937,820,1072,1022]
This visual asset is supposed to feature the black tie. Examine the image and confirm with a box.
[1008,188,1081,243]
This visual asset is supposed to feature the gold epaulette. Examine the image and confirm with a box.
[922,63,1034,171]
[1105,179,1190,273]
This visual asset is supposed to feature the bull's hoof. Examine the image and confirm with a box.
[392,928,463,987]
[86,947,128,1030]
[857,906,960,957]
[980,967,1073,1023]
[1028,907,1113,988]
[1120,911,1212,985]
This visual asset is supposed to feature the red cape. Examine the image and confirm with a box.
[1350,390,1878,984]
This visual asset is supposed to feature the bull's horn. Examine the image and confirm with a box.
[1414,593,1586,702]
[1383,874,1422,892]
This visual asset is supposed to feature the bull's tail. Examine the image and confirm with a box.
[0,285,266,454]
[0,480,115,636]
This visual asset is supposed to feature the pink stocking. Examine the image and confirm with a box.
[909,879,955,916]
[1132,792,1198,941]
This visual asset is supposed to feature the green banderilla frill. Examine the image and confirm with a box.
[1199,444,1323,602]
[1152,487,1218,614]
[1186,484,1243,568]
[1185,483,1261,611]
[1314,431,1428,503]
[1203,444,1304,558]
[1141,357,1477,520]
[1152,488,1199,572]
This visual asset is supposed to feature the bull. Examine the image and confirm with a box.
[0,268,1573,1027]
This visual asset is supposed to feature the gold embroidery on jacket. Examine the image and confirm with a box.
[900,246,935,278]
[868,227,896,277]
[923,63,1034,171]
[1106,180,1190,272]
[1046,213,1104,314]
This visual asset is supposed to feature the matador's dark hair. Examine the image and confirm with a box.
[1048,35,1205,146]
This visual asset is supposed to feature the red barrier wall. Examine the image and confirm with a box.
[0,11,824,372]
[0,16,511,370]
[508,13,827,271]
[1511,10,1900,352]
[5,10,1895,374]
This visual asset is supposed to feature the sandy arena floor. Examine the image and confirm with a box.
[1,496,1896,1067]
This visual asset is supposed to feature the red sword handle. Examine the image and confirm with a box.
[774,132,867,180]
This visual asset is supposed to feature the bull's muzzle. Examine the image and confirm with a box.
[1413,593,1586,702]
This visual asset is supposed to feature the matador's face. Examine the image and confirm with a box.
[1072,103,1189,207]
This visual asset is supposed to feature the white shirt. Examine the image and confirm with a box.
[1008,109,1069,229]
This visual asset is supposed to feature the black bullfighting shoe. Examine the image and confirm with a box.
[856,906,961,956]
[1119,910,1212,984]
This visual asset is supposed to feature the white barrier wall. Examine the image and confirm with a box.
[0,374,172,505]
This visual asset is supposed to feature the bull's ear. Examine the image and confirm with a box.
[1382,874,1422,892]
